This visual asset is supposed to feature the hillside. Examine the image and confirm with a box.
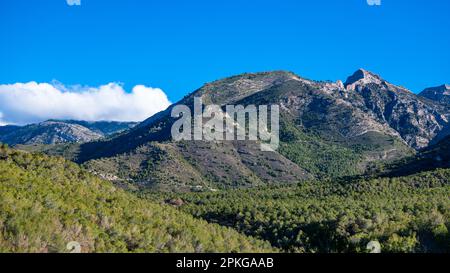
[150,169,450,253]
[386,135,450,177]
[0,144,274,253]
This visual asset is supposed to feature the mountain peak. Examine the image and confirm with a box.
[344,69,383,90]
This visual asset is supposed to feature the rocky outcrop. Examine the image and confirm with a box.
[344,69,384,91]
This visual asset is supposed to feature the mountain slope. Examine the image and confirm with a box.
[0,120,103,145]
[386,135,450,177]
[0,144,274,253]
[85,140,311,192]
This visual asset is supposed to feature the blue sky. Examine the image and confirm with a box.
[1,0,449,102]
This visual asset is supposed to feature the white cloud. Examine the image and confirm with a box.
[66,0,81,6]
[0,82,171,125]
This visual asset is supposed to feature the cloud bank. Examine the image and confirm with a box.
[0,82,171,125]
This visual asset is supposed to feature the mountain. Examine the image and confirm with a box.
[0,125,20,135]
[0,120,136,146]
[40,69,450,191]
[77,72,320,191]
[0,144,274,253]
[419,84,450,105]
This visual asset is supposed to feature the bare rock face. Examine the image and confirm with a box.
[338,69,449,149]
[344,69,383,91]
[336,80,345,90]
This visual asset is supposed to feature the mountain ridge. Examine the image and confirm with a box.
[0,120,137,146]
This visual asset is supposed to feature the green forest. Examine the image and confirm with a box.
[0,144,273,253]
[147,170,450,253]
[0,143,449,253]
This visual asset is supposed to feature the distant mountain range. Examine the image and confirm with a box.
[0,120,137,145]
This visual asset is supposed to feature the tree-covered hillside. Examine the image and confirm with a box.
[0,144,274,253]
[149,169,450,253]
[0,142,448,253]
